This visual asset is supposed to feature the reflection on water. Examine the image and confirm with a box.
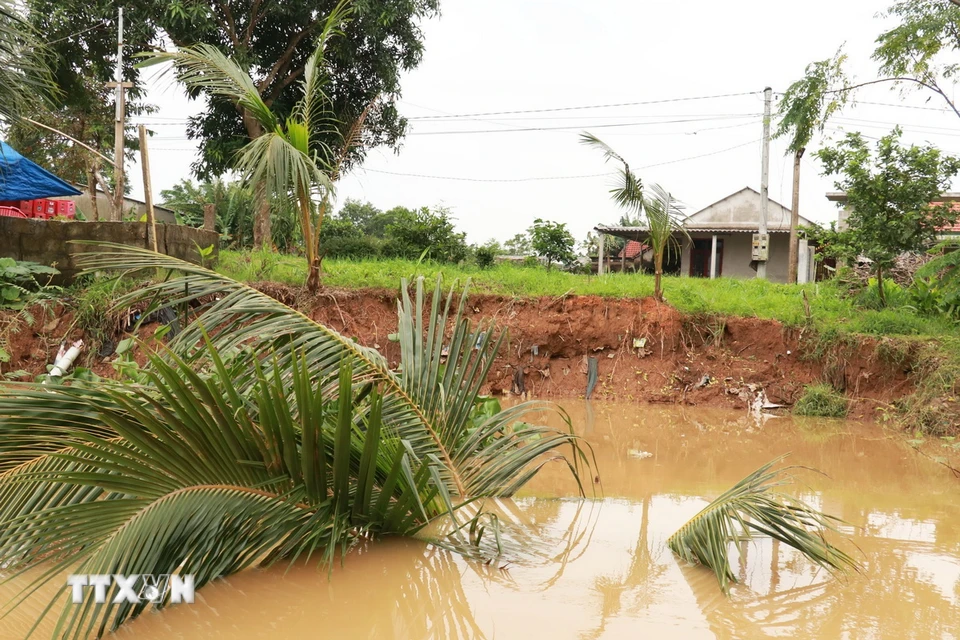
[5,405,960,639]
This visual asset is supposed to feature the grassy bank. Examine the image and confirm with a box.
[217,249,960,341]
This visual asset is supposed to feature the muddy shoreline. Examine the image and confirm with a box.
[0,284,922,422]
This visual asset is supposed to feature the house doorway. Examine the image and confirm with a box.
[689,238,723,278]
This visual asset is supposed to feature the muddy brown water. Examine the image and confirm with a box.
[3,404,959,639]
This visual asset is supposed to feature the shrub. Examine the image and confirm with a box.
[475,246,496,269]
[794,384,848,418]
[0,258,59,309]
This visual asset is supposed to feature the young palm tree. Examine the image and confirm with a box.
[0,245,592,637]
[142,2,351,293]
[580,133,688,301]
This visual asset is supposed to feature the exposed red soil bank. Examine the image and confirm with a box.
[283,285,913,421]
[0,285,917,421]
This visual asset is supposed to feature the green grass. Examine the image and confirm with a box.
[794,384,849,418]
[216,249,960,341]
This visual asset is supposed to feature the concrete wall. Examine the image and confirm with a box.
[0,218,218,284]
[681,232,793,283]
[51,193,176,224]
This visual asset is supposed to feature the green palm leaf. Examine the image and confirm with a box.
[666,457,860,592]
[73,243,590,499]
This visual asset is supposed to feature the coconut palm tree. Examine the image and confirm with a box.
[0,0,51,123]
[580,134,688,301]
[0,245,592,638]
[142,2,352,293]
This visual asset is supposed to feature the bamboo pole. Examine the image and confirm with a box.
[138,125,158,253]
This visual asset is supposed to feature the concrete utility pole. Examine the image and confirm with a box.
[108,8,129,222]
[757,86,772,279]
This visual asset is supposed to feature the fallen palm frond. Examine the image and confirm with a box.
[667,457,860,592]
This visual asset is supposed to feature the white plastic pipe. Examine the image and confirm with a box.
[47,340,84,379]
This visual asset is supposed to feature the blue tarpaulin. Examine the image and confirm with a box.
[0,141,81,201]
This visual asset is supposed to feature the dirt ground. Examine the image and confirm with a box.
[0,285,920,422]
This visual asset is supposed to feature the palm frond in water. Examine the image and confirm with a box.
[667,456,860,592]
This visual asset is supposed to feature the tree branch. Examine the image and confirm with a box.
[217,0,241,50]
[264,66,306,105]
[244,0,265,47]
[827,76,960,120]
[256,27,314,94]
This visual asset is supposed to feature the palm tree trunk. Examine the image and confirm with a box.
[654,251,663,301]
[787,148,805,284]
[242,110,272,250]
[312,196,330,275]
[876,264,886,307]
[298,187,319,293]
[253,191,272,249]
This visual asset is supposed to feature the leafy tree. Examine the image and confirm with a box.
[159,0,438,246]
[775,49,849,283]
[817,128,960,306]
[0,0,50,123]
[337,199,384,234]
[14,0,438,242]
[503,232,533,256]
[384,205,467,263]
[871,0,960,118]
[581,133,687,300]
[7,0,159,220]
[529,218,575,270]
[147,7,349,292]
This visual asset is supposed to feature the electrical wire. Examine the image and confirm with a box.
[45,21,109,46]
[361,169,617,183]
[405,91,763,120]
[407,114,760,136]
[358,138,760,182]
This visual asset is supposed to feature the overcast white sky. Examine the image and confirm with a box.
[131,0,960,245]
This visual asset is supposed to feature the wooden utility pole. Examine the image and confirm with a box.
[107,8,130,222]
[757,86,772,280]
[138,125,158,252]
[787,147,805,283]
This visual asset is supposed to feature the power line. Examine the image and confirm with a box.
[362,169,617,183]
[405,91,762,120]
[359,138,760,182]
[408,114,760,136]
[45,21,108,45]
[637,139,760,169]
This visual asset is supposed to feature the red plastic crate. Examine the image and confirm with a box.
[55,200,75,218]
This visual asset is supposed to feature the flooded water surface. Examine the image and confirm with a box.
[9,405,960,639]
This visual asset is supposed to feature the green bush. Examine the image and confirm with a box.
[475,246,496,269]
[794,384,848,418]
[0,258,59,309]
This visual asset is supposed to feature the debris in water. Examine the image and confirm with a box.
[627,449,653,459]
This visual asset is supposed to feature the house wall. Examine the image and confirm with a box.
[681,233,793,283]
[687,188,796,231]
[0,218,218,284]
